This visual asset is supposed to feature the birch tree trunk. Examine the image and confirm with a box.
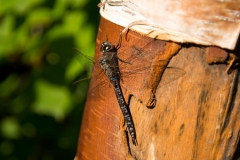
[75,1,240,159]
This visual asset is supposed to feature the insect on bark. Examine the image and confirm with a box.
[99,34,137,145]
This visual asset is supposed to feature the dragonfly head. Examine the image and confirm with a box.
[101,41,116,53]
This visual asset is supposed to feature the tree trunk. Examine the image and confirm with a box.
[75,17,240,160]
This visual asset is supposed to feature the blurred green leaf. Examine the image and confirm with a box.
[63,11,86,35]
[14,24,29,50]
[65,57,84,83]
[69,0,89,8]
[52,0,67,19]
[0,74,19,97]
[15,0,46,15]
[26,8,53,27]
[46,11,87,42]
[0,0,46,15]
[0,14,15,55]
[1,117,21,139]
[0,0,15,16]
[75,24,95,52]
[32,80,71,121]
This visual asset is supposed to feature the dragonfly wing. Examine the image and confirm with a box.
[74,48,94,72]
[159,67,186,87]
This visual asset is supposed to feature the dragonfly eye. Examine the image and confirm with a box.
[100,41,116,53]
[103,42,108,45]
[104,45,110,50]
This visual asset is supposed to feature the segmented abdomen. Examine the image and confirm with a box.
[110,76,137,145]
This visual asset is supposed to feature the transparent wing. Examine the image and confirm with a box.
[159,67,186,87]
[74,41,185,101]
[74,48,94,73]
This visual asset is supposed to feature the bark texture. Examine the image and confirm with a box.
[75,17,240,160]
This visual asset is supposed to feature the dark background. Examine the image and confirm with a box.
[0,0,99,159]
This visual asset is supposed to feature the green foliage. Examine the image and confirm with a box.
[0,0,99,159]
[33,79,71,121]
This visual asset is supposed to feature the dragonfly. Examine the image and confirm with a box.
[98,39,138,145]
[75,37,185,145]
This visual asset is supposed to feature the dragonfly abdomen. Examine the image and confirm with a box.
[111,77,137,145]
